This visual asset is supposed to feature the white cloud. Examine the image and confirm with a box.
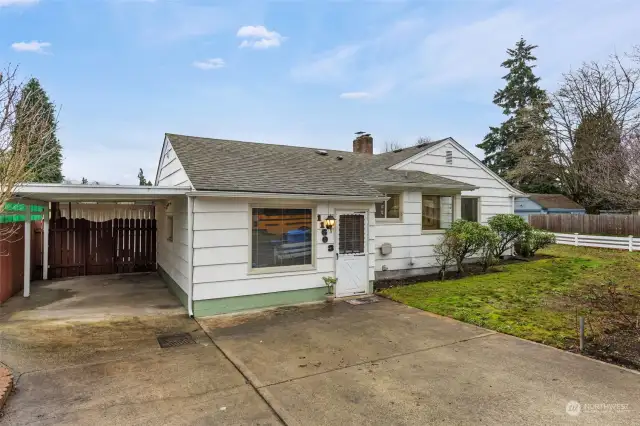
[237,25,284,49]
[0,0,38,6]
[339,92,371,100]
[193,58,226,70]
[11,41,51,54]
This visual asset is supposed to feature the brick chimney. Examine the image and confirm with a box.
[353,133,373,154]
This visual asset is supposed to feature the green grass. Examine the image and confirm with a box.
[379,245,640,348]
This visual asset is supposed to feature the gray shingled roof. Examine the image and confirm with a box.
[528,194,585,210]
[166,134,475,197]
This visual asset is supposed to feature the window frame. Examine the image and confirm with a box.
[375,193,402,222]
[461,196,481,223]
[248,204,317,275]
[166,215,174,242]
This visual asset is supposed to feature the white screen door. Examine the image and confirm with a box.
[335,212,368,297]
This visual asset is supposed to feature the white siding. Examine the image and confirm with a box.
[155,138,192,187]
[156,197,190,295]
[376,141,516,275]
[192,197,375,301]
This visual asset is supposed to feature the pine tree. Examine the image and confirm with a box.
[81,177,88,184]
[477,38,553,191]
[138,168,152,186]
[13,78,63,183]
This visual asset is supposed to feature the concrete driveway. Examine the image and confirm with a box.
[0,274,281,425]
[199,298,640,426]
[2,278,639,425]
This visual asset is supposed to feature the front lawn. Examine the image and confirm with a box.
[379,245,640,364]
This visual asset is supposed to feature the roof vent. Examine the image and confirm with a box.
[336,156,343,160]
[315,150,328,156]
[392,148,403,153]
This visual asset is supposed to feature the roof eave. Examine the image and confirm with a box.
[189,190,387,202]
[366,181,478,192]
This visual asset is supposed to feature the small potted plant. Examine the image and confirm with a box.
[322,276,337,303]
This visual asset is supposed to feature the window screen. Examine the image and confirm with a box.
[252,208,313,269]
[461,198,479,222]
[421,195,441,230]
[374,194,400,219]
[338,214,365,254]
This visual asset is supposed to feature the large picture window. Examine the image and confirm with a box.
[375,193,401,219]
[251,208,313,270]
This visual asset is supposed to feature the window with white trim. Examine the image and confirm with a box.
[421,195,454,230]
[375,193,401,219]
[167,215,174,242]
[251,208,313,269]
[461,197,479,222]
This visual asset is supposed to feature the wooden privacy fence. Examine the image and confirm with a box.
[49,218,157,279]
[0,222,43,303]
[530,214,640,237]
[554,233,640,252]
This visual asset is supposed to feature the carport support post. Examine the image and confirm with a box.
[23,203,31,297]
[43,204,50,280]
[454,194,462,221]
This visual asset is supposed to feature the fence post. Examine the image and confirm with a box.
[574,233,579,247]
[630,235,634,252]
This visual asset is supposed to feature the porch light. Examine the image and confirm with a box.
[325,214,336,230]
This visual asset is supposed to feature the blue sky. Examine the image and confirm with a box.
[2,0,638,184]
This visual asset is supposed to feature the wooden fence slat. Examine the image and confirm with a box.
[530,214,640,237]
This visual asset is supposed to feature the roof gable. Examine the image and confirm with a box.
[165,134,474,197]
[388,137,526,196]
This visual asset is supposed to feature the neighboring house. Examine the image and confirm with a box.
[515,194,586,221]
[154,133,524,317]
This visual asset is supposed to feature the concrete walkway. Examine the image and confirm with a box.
[199,299,640,426]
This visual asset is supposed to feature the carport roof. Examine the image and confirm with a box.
[11,183,190,204]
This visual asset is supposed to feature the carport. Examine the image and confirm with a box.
[10,183,189,298]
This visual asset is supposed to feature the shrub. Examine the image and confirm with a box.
[488,214,531,258]
[479,231,501,271]
[434,234,456,280]
[447,220,495,275]
[519,229,556,257]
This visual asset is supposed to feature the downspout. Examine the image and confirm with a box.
[187,194,195,317]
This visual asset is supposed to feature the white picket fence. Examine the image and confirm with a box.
[554,233,640,252]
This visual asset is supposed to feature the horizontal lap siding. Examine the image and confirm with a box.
[375,142,515,273]
[157,140,191,187]
[192,198,375,301]
[156,197,190,293]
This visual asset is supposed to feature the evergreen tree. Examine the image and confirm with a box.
[81,177,88,184]
[477,38,554,192]
[138,168,152,186]
[13,78,63,183]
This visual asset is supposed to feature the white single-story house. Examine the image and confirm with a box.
[151,133,524,316]
[515,194,585,221]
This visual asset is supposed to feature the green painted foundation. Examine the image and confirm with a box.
[193,287,327,317]
[157,265,189,309]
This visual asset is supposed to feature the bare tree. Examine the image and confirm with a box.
[0,65,59,242]
[383,140,404,152]
[415,136,433,145]
[509,48,640,211]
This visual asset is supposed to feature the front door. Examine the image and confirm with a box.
[335,211,368,297]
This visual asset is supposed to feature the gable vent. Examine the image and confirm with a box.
[445,150,453,165]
